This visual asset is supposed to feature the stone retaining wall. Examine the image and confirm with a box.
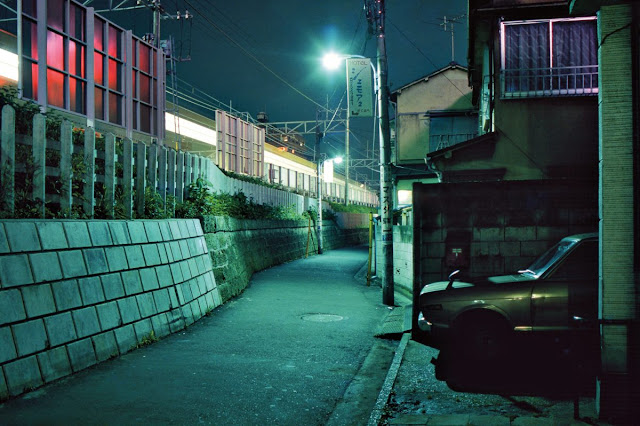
[202,217,368,302]
[0,219,221,400]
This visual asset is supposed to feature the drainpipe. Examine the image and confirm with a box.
[631,5,640,421]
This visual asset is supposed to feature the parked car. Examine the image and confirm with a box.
[414,233,599,363]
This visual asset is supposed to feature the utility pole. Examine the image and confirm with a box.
[367,0,394,306]
[441,15,465,63]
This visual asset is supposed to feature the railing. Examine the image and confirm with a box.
[430,133,478,152]
[0,105,320,219]
[501,65,599,99]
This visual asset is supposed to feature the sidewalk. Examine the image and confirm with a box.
[374,287,611,426]
[0,247,387,425]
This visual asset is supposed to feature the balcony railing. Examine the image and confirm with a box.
[430,133,478,152]
[501,65,599,99]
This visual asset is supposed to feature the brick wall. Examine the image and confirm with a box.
[0,219,221,400]
[413,179,598,289]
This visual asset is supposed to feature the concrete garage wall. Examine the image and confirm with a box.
[0,219,221,400]
[412,179,598,286]
[203,216,368,302]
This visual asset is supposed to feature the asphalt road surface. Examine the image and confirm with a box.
[0,246,392,425]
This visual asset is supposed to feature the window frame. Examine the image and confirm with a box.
[499,16,598,99]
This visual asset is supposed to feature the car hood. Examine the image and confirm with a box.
[420,273,535,295]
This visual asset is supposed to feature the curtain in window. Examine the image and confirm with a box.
[504,23,550,92]
[552,21,597,90]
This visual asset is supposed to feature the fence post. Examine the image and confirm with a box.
[158,144,167,205]
[185,152,192,188]
[33,114,46,218]
[1,105,15,215]
[123,138,133,219]
[104,133,116,218]
[135,141,146,217]
[176,150,184,203]
[59,120,73,214]
[148,142,158,192]
[83,127,96,218]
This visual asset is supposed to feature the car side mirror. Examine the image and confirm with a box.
[446,270,460,290]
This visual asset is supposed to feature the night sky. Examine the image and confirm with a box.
[89,0,468,163]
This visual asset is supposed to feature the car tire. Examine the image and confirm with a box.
[456,316,510,363]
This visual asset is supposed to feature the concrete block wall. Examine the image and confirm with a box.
[413,180,598,286]
[392,226,413,297]
[202,217,368,302]
[0,219,221,400]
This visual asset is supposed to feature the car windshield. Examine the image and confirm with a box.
[521,239,577,277]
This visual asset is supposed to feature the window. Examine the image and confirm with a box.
[501,17,597,98]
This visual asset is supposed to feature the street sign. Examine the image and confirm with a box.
[347,58,373,117]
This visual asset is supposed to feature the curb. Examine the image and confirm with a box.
[367,332,411,426]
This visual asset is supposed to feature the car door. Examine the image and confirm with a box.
[531,240,598,333]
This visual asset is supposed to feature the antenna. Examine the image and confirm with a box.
[440,15,465,63]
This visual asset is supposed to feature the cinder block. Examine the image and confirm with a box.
[3,356,43,396]
[117,296,141,324]
[150,313,170,338]
[167,308,185,333]
[58,250,88,279]
[29,252,63,283]
[499,241,521,256]
[169,241,183,261]
[179,260,191,281]
[4,222,41,253]
[186,220,198,237]
[168,287,179,309]
[0,326,17,363]
[101,273,125,300]
[163,243,174,263]
[83,248,109,275]
[188,259,199,279]
[22,284,56,318]
[113,324,137,354]
[87,222,113,246]
[141,244,161,266]
[0,254,34,287]
[158,222,172,241]
[179,240,191,259]
[104,246,129,272]
[63,222,91,248]
[35,221,68,250]
[157,244,168,264]
[170,262,184,283]
[108,221,131,245]
[196,275,207,296]
[155,265,173,288]
[152,289,171,312]
[135,293,157,318]
[92,331,119,362]
[203,272,216,291]
[212,289,222,306]
[0,289,26,325]
[479,227,504,242]
[0,223,9,253]
[182,304,195,326]
[143,221,163,243]
[194,255,205,275]
[190,299,202,319]
[37,346,71,382]
[133,318,153,343]
[505,226,536,242]
[197,296,207,318]
[121,270,143,295]
[124,245,145,269]
[72,307,100,338]
[168,221,182,240]
[12,319,47,357]
[521,240,551,257]
[138,268,159,292]
[204,292,214,311]
[78,276,105,305]
[44,312,77,346]
[96,301,122,330]
[0,366,8,399]
[127,221,148,244]
[178,221,190,239]
[67,338,97,372]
